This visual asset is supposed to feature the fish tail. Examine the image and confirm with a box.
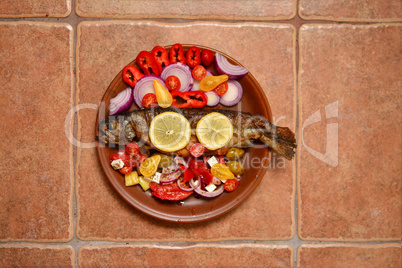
[257,119,297,160]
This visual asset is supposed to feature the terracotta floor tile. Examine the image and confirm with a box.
[79,244,293,267]
[0,244,74,267]
[298,24,401,241]
[0,22,74,242]
[297,244,402,268]
[76,0,296,20]
[299,0,401,22]
[0,0,71,18]
[76,21,295,240]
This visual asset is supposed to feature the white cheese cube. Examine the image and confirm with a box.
[111,159,124,170]
[152,172,162,184]
[207,156,219,167]
[205,183,217,192]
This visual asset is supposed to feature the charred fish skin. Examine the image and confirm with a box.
[98,108,297,160]
[98,114,136,145]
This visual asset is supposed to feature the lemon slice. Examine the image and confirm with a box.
[196,112,233,150]
[149,112,191,152]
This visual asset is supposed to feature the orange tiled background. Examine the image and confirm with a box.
[0,1,401,267]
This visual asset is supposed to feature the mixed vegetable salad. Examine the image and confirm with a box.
[108,44,250,201]
[109,43,247,115]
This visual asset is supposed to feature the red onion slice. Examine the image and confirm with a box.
[191,69,214,91]
[215,52,249,80]
[189,178,224,198]
[109,87,133,116]
[159,170,182,184]
[219,80,243,106]
[177,179,199,192]
[205,91,220,107]
[160,63,193,92]
[133,75,164,108]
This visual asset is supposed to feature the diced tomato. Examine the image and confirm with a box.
[224,179,239,192]
[201,49,214,67]
[186,46,201,68]
[183,168,194,183]
[189,143,205,157]
[136,51,161,76]
[192,65,207,81]
[213,81,228,96]
[122,65,144,87]
[200,170,213,185]
[169,43,186,64]
[150,182,192,201]
[218,156,226,164]
[110,151,130,166]
[119,166,133,175]
[129,153,146,167]
[189,159,206,171]
[165,75,181,91]
[125,142,140,156]
[151,46,169,73]
[142,93,158,108]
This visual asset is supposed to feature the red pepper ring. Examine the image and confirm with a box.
[122,65,144,87]
[171,90,208,109]
[136,50,161,76]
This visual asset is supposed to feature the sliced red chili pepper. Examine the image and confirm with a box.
[122,65,144,87]
[169,43,186,64]
[187,91,208,108]
[151,46,169,73]
[186,46,201,68]
[170,90,207,109]
[183,168,194,183]
[136,51,161,76]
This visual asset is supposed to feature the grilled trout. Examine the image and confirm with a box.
[98,108,296,160]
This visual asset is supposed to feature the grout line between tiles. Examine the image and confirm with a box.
[1,1,402,267]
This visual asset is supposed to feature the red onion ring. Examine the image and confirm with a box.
[219,80,243,106]
[177,179,199,192]
[189,178,224,198]
[205,91,220,107]
[159,171,182,184]
[109,87,133,115]
[160,63,193,92]
[133,75,164,108]
[214,52,248,80]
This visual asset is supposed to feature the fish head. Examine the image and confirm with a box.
[97,115,135,146]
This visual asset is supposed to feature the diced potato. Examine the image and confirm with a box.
[125,171,140,186]
[139,176,150,191]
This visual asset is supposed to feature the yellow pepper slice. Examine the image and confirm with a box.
[200,75,228,92]
[125,171,140,186]
[153,80,172,108]
[139,155,161,177]
[211,163,235,181]
[139,176,150,191]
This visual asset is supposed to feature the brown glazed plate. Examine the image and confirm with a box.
[96,44,272,223]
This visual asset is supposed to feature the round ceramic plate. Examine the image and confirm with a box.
[95,45,272,223]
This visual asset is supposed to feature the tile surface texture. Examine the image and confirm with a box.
[0,22,74,242]
[298,24,402,241]
[79,244,293,267]
[299,0,402,21]
[297,244,402,268]
[0,0,71,18]
[0,244,74,267]
[76,21,295,241]
[76,0,296,20]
